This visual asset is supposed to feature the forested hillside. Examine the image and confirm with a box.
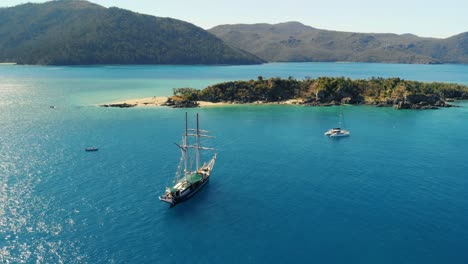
[210,22,468,64]
[0,0,264,65]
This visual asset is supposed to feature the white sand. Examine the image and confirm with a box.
[105,96,234,107]
[103,97,304,108]
[108,96,168,107]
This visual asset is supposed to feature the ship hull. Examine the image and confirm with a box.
[169,177,210,207]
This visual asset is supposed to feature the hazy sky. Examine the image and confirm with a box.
[1,0,466,38]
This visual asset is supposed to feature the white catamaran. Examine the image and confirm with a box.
[325,109,350,137]
[159,113,217,207]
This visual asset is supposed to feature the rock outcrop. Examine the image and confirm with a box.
[163,98,199,108]
[101,103,137,108]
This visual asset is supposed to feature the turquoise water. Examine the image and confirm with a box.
[1,63,468,263]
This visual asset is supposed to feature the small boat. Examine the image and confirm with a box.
[85,147,99,152]
[325,108,350,137]
[324,127,350,137]
[50,106,56,109]
[159,113,217,207]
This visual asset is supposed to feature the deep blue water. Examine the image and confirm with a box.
[1,63,468,263]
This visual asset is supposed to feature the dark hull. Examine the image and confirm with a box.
[170,177,210,207]
[85,148,98,152]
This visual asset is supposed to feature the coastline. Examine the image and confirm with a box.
[99,96,464,109]
[100,97,304,108]
[100,96,234,108]
[104,96,169,107]
[99,75,468,110]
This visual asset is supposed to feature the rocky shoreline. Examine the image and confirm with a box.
[99,96,461,110]
[101,103,137,108]
[98,96,228,108]
[163,97,199,108]
[299,94,457,109]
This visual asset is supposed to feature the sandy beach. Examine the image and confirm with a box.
[110,96,169,107]
[102,96,305,108]
[103,96,234,107]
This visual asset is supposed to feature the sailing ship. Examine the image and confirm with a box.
[159,113,217,207]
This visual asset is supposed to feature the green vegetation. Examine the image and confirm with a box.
[165,88,201,108]
[0,0,264,65]
[209,22,468,64]
[172,76,468,109]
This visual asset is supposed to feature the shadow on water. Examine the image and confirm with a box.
[161,182,215,215]
[326,136,351,143]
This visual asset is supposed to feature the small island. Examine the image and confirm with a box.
[101,76,468,109]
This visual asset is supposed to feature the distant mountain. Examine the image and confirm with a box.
[209,22,468,64]
[0,0,264,65]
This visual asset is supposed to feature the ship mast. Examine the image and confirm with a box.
[184,112,188,179]
[173,112,215,186]
[196,113,200,170]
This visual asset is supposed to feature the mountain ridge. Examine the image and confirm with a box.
[209,21,468,64]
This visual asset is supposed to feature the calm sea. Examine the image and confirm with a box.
[1,63,468,263]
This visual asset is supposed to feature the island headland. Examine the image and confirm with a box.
[101,76,468,109]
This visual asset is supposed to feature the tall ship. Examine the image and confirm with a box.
[159,113,217,207]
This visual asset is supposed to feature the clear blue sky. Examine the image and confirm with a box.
[1,0,466,38]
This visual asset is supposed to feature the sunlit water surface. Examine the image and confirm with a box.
[1,63,468,263]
